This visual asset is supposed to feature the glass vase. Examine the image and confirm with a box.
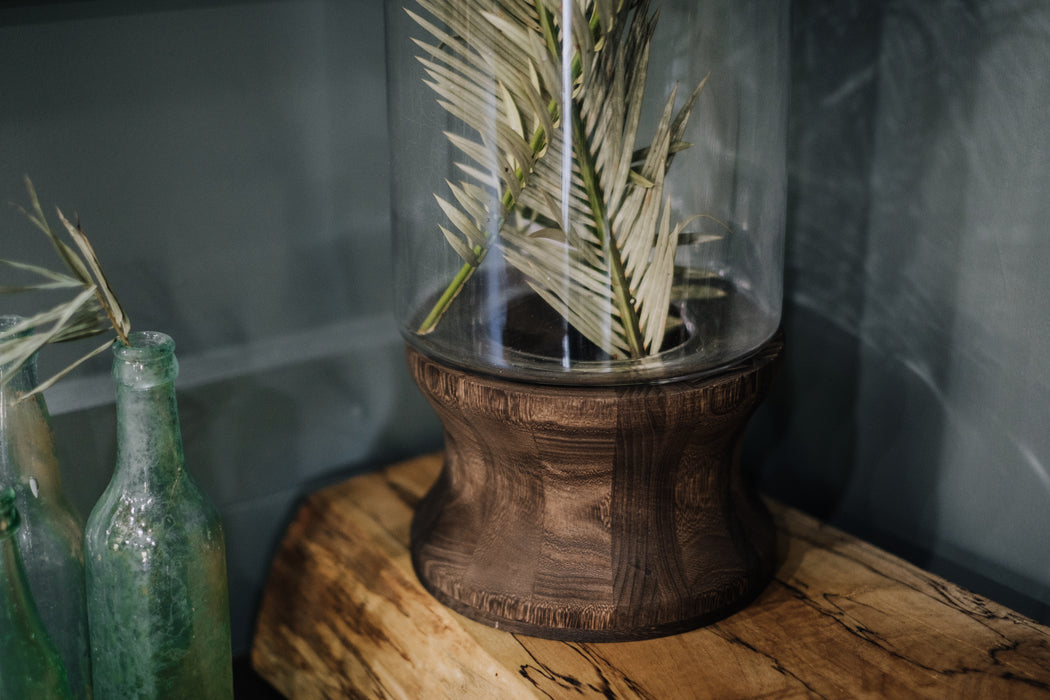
[385,0,789,384]
[85,331,233,699]
[387,0,789,641]
[0,316,91,699]
[0,487,73,699]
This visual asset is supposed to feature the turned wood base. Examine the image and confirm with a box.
[406,333,783,642]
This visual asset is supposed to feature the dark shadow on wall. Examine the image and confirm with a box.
[832,0,1050,623]
[833,0,987,543]
[751,0,1050,626]
[746,0,887,520]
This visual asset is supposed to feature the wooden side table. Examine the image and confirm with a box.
[250,453,1050,698]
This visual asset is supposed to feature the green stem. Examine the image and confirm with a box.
[416,252,482,335]
[416,65,559,336]
[415,117,550,335]
[570,102,645,359]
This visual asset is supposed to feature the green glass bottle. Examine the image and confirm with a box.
[85,331,233,699]
[0,316,92,699]
[0,487,74,699]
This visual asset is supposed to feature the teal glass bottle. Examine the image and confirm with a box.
[85,331,233,699]
[0,487,74,699]
[0,316,92,699]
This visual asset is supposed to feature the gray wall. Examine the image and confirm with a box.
[754,0,1050,623]
[2,0,1048,655]
[0,0,443,655]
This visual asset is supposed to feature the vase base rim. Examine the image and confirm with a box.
[412,549,774,642]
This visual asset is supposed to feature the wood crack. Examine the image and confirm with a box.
[711,624,831,699]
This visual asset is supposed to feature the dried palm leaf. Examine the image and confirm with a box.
[408,0,715,359]
[0,178,131,397]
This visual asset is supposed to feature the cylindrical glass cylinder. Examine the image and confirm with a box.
[0,316,91,699]
[386,0,788,384]
[85,332,233,699]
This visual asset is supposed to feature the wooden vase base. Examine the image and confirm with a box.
[407,333,783,642]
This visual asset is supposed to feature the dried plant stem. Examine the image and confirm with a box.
[0,178,132,394]
[570,100,645,358]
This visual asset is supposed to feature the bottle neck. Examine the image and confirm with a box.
[0,316,36,400]
[114,381,184,481]
[0,349,38,396]
[0,353,64,495]
[111,332,185,487]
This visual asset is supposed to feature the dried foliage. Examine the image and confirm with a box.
[0,177,130,396]
[410,0,713,359]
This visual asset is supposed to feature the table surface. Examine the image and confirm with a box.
[251,453,1050,699]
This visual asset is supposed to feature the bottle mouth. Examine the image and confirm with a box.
[116,331,175,354]
[0,315,32,340]
[0,316,38,383]
[112,331,179,388]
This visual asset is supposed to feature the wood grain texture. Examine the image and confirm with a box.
[251,453,1050,699]
[406,336,783,641]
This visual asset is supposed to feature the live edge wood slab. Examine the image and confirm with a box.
[251,453,1050,699]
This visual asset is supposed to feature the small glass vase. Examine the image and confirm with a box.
[0,316,91,699]
[85,331,233,699]
[0,487,73,699]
